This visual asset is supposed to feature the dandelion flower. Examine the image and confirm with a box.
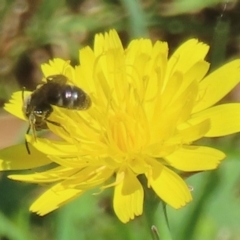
[2,30,240,223]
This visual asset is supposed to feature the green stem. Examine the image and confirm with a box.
[138,174,172,240]
[210,13,230,70]
[143,189,172,240]
[155,203,172,240]
[120,0,148,38]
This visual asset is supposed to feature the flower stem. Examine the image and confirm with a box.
[141,175,172,240]
[120,0,148,38]
[156,204,172,240]
[144,200,173,240]
[138,174,172,240]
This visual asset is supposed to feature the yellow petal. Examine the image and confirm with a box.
[113,169,143,223]
[184,60,210,83]
[165,61,209,106]
[48,155,88,168]
[9,166,79,183]
[145,120,210,158]
[77,46,96,93]
[0,144,51,170]
[193,59,240,113]
[172,119,210,144]
[190,103,240,137]
[167,39,209,76]
[146,158,192,208]
[30,183,83,215]
[94,29,124,56]
[165,146,225,171]
[4,91,30,121]
[26,135,78,156]
[59,166,113,189]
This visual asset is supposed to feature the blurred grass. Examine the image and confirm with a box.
[1,0,240,239]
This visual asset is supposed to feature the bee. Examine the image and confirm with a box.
[23,74,91,154]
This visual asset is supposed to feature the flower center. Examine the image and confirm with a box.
[108,112,146,153]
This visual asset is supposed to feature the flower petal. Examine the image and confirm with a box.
[165,146,225,171]
[193,59,240,113]
[94,29,124,56]
[77,47,96,92]
[4,91,30,121]
[30,183,83,215]
[9,166,79,183]
[59,166,113,189]
[144,119,210,158]
[190,103,240,136]
[167,39,209,76]
[146,158,192,208]
[113,169,143,223]
[184,60,210,83]
[26,136,78,156]
[172,119,210,144]
[0,144,51,170]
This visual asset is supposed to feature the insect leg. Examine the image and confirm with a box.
[22,87,26,103]
[25,124,31,154]
[45,119,61,127]
[45,119,70,137]
[25,118,37,155]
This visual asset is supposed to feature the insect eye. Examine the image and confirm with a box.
[34,110,43,116]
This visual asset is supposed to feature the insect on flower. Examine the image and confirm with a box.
[22,74,92,154]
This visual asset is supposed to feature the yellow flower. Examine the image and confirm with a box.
[2,30,240,223]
